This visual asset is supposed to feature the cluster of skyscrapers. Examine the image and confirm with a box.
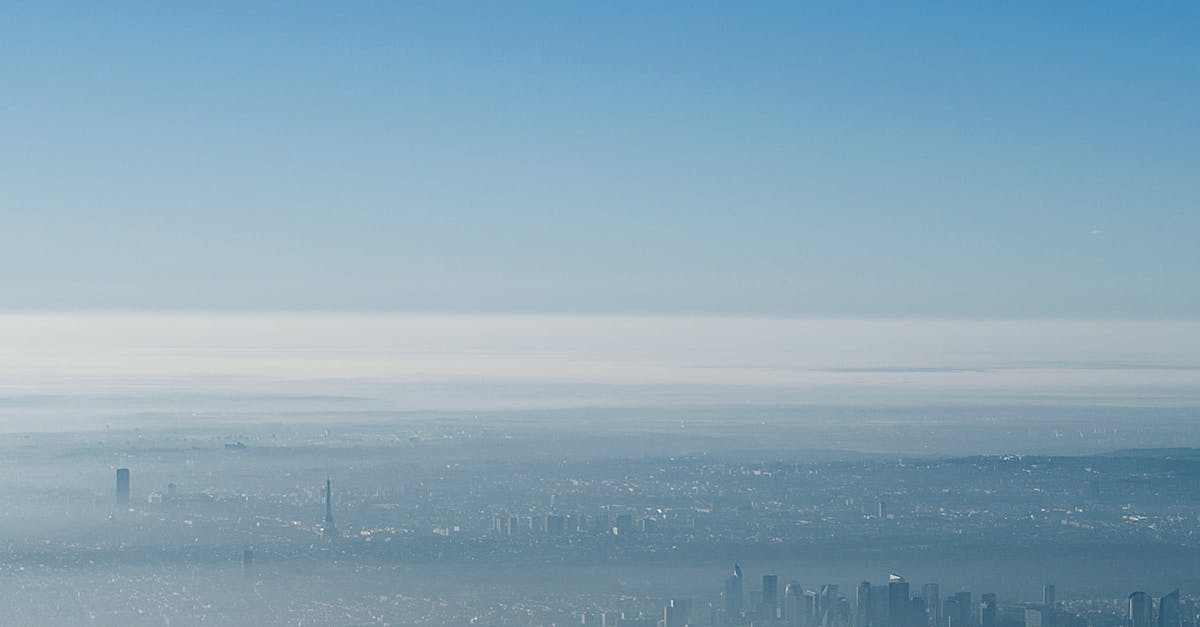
[717,570,1183,627]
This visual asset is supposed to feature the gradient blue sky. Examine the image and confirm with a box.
[2,2,1197,316]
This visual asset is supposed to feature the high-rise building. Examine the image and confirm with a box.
[665,598,691,627]
[870,585,889,627]
[323,478,335,536]
[762,575,779,619]
[943,596,962,627]
[1129,592,1152,627]
[857,582,872,627]
[806,590,822,627]
[1159,590,1181,627]
[116,468,130,504]
[1026,609,1044,627]
[1043,586,1055,610]
[980,594,998,627]
[910,598,926,627]
[725,564,744,621]
[821,584,840,627]
[951,592,971,627]
[788,582,807,627]
[888,576,910,627]
[922,584,940,627]
[242,547,253,578]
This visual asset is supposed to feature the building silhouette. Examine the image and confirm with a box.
[725,564,743,621]
[761,574,778,620]
[242,547,253,578]
[788,582,807,627]
[980,593,998,627]
[116,468,130,504]
[888,575,910,627]
[857,582,872,627]
[923,584,941,627]
[665,598,691,627]
[1129,592,1152,627]
[323,477,335,536]
[1159,590,1181,627]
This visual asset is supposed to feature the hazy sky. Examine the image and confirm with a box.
[3,313,1199,431]
[2,2,1197,316]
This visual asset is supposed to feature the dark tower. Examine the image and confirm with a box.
[725,564,744,621]
[323,478,335,536]
[242,547,253,578]
[762,574,779,619]
[1159,590,1181,627]
[1129,592,1151,627]
[116,468,130,504]
[980,593,998,627]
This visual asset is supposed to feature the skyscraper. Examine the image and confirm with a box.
[1042,586,1056,627]
[323,477,335,536]
[1159,590,1181,627]
[242,547,253,578]
[922,584,940,627]
[870,585,889,627]
[821,584,840,627]
[951,592,971,627]
[1129,592,1151,627]
[857,582,872,627]
[116,468,130,504]
[665,598,691,627]
[980,593,998,627]
[943,596,962,627]
[725,564,744,621]
[888,576,910,627]
[789,582,807,627]
[763,574,779,620]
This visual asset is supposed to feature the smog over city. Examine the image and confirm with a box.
[2,3,1199,626]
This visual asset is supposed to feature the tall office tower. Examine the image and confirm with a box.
[788,582,806,627]
[953,592,972,627]
[1129,593,1152,627]
[1159,590,1181,627]
[922,585,941,627]
[821,585,840,627]
[665,598,692,627]
[910,598,926,627]
[805,590,822,627]
[242,547,253,578]
[879,500,887,519]
[1042,586,1056,627]
[980,594,998,627]
[943,596,962,627]
[870,585,889,627]
[323,478,335,536]
[725,564,744,621]
[888,576,911,627]
[762,575,779,619]
[857,582,872,627]
[116,468,130,504]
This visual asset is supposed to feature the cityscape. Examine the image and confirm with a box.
[2,417,1197,625]
[4,1,1199,625]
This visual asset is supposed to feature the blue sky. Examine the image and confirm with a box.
[2,2,1197,316]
